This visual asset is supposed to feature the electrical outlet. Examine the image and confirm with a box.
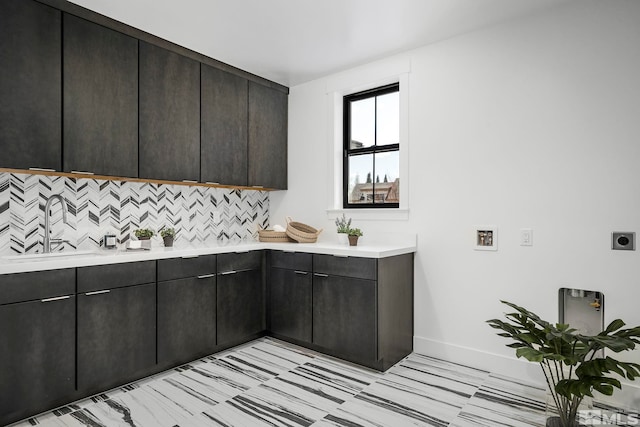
[612,232,635,250]
[213,211,221,224]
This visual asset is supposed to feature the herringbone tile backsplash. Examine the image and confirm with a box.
[0,172,269,255]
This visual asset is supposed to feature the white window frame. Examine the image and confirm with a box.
[325,57,410,221]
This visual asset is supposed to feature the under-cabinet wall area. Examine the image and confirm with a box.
[0,172,269,256]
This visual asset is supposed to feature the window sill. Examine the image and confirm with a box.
[326,208,409,221]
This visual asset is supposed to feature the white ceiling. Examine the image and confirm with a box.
[68,0,572,87]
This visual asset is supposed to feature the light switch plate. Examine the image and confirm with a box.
[520,228,533,246]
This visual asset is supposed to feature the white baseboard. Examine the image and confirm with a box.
[413,335,640,410]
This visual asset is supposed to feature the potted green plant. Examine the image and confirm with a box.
[487,300,640,427]
[160,227,175,247]
[347,227,363,246]
[335,214,351,245]
[134,228,154,240]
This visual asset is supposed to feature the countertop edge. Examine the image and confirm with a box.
[0,242,416,275]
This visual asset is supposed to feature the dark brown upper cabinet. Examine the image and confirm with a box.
[139,42,200,182]
[63,14,138,178]
[201,65,248,186]
[248,82,288,190]
[0,0,61,171]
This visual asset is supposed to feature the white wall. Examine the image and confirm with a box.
[271,0,640,407]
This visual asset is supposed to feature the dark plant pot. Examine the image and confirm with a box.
[348,235,359,246]
[163,236,174,247]
[546,417,583,427]
[138,236,151,240]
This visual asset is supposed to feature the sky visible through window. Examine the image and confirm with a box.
[347,91,399,203]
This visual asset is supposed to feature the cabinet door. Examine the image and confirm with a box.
[139,42,200,182]
[217,269,264,345]
[77,283,156,395]
[201,65,248,186]
[248,82,288,189]
[158,276,217,368]
[0,296,75,426]
[0,0,61,171]
[268,268,312,343]
[63,14,138,177]
[313,274,377,364]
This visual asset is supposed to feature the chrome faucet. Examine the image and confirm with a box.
[43,194,69,253]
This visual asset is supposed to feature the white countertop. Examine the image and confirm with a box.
[0,240,416,275]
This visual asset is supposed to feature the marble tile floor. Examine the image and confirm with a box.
[12,338,632,427]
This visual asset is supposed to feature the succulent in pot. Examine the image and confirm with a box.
[347,227,363,246]
[160,227,175,247]
[134,228,154,240]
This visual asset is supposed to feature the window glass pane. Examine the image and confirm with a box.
[347,154,373,204]
[373,151,399,204]
[376,92,399,146]
[350,98,375,149]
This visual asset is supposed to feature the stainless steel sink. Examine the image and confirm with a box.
[2,250,98,262]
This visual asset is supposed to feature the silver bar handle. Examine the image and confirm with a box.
[29,167,56,172]
[313,273,329,278]
[71,170,95,175]
[197,274,215,279]
[181,255,199,259]
[219,270,237,276]
[41,295,71,303]
[85,290,111,296]
[182,180,198,183]
[294,271,308,275]
[333,254,349,258]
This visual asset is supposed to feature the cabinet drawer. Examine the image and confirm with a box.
[0,269,75,305]
[78,261,156,293]
[157,254,216,282]
[270,250,312,271]
[313,254,377,281]
[218,251,262,273]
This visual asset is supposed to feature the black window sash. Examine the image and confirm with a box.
[343,83,399,209]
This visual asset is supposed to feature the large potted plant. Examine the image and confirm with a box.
[487,301,640,427]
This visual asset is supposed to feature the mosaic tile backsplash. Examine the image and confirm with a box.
[0,172,269,255]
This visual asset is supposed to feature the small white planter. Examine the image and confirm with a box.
[337,233,349,245]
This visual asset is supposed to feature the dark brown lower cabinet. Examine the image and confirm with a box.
[217,269,264,345]
[77,283,156,395]
[312,274,377,364]
[311,253,414,371]
[0,296,75,426]
[268,268,312,343]
[0,249,412,425]
[157,275,217,369]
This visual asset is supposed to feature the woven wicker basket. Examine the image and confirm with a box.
[258,228,294,243]
[285,217,323,243]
